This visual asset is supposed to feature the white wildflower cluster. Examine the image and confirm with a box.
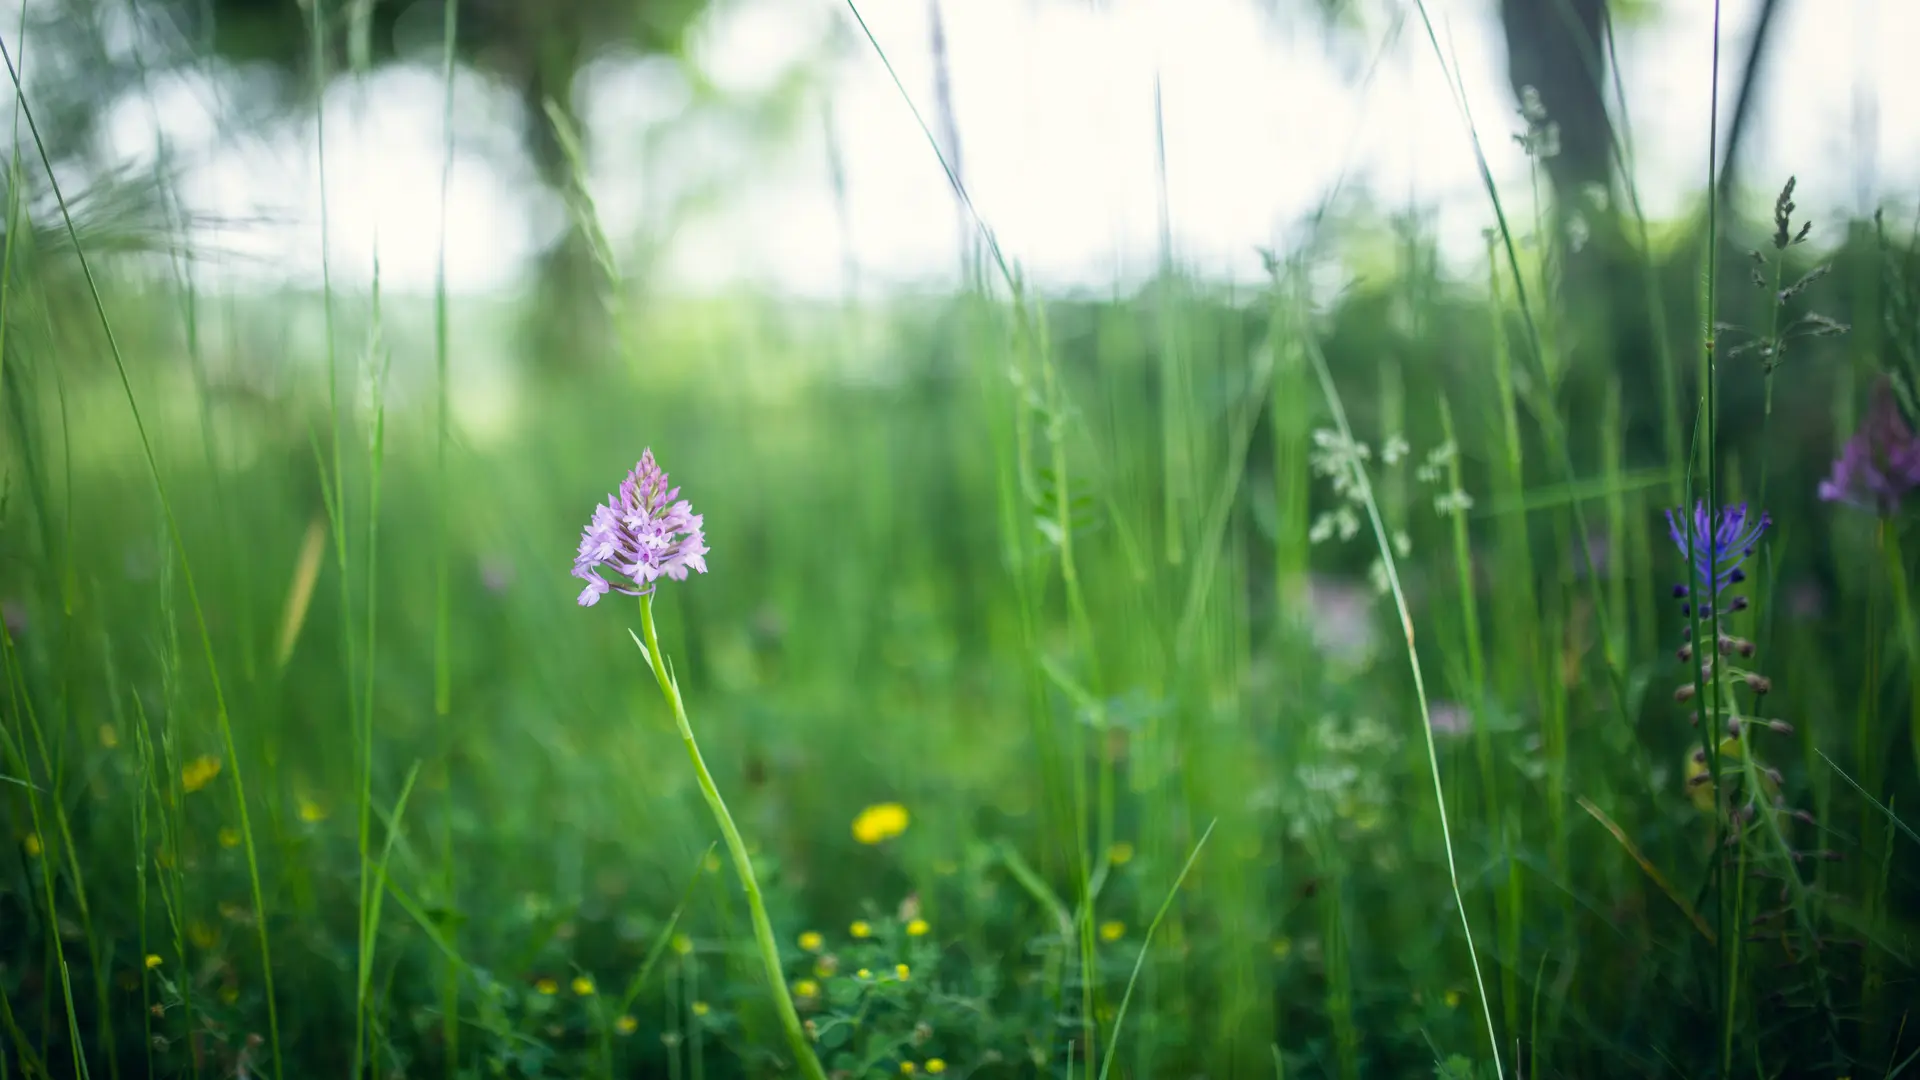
[1316,713,1397,754]
[1307,428,1370,547]
[1415,440,1474,518]
[1284,714,1403,842]
[1568,184,1607,255]
[1308,506,1360,545]
[1309,428,1425,596]
[1514,85,1560,160]
[1309,429,1371,499]
[1412,440,1451,482]
[1567,214,1590,254]
[1367,560,1392,596]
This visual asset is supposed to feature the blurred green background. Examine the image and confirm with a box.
[3,0,1919,1078]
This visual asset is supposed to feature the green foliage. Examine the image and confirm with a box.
[3,15,1920,1080]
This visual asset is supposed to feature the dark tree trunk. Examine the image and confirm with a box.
[1499,0,1641,390]
[509,15,616,377]
[1716,0,1787,206]
[185,0,715,373]
[1500,0,1613,211]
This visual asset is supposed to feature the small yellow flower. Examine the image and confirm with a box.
[895,963,910,981]
[219,985,239,1005]
[188,921,217,950]
[571,976,595,996]
[850,919,872,939]
[615,1014,638,1036]
[1444,989,1461,1009]
[793,979,820,999]
[181,755,222,794]
[900,1064,916,1076]
[851,802,910,845]
[534,978,558,996]
[1271,937,1293,960]
[798,930,824,952]
[1107,841,1134,865]
[906,918,929,937]
[703,851,723,873]
[857,968,872,980]
[22,834,41,858]
[99,724,120,749]
[1099,920,1125,942]
[218,827,241,849]
[925,1061,946,1075]
[144,954,163,970]
[691,1001,711,1017]
[297,798,328,824]
[671,933,693,955]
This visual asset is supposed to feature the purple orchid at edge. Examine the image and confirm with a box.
[1817,376,1920,515]
[572,449,710,606]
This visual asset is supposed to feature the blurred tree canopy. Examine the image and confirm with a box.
[190,0,718,370]
[181,0,710,190]
[6,0,1789,371]
[5,0,730,372]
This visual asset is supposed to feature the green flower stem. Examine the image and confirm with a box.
[638,594,827,1080]
[1883,525,1920,778]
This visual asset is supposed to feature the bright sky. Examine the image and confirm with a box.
[85,0,1920,297]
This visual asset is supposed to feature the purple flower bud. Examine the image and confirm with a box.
[1818,376,1920,515]
[480,556,515,594]
[1428,701,1474,737]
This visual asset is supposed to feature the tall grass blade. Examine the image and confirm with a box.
[1097,819,1214,1080]
[0,33,283,1080]
[1295,278,1503,1079]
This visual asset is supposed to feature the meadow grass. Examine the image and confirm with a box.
[3,4,1920,1079]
